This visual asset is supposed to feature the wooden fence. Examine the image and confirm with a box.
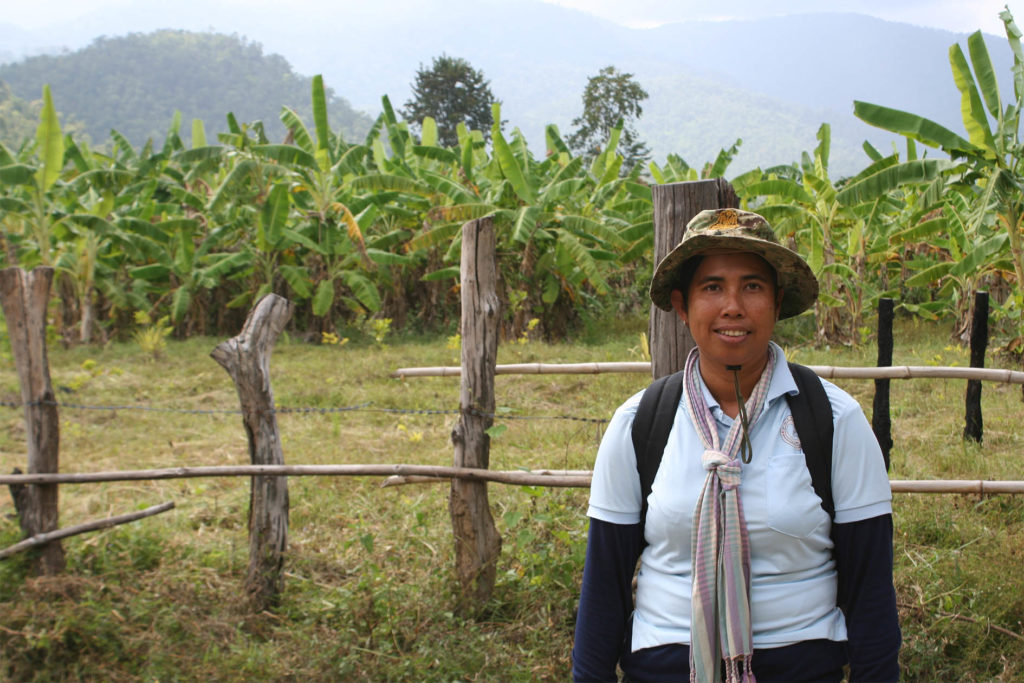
[3,182,1023,614]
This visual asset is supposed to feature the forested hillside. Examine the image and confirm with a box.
[0,30,374,147]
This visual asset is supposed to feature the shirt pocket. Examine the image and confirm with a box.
[765,453,827,539]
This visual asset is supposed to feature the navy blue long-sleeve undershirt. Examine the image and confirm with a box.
[572,515,900,682]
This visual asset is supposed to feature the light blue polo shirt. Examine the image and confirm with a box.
[587,342,892,652]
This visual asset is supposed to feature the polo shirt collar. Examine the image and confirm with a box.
[698,342,797,422]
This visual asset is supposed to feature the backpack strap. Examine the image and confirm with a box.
[785,362,835,519]
[631,370,686,532]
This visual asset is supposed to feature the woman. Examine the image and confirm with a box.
[572,209,900,682]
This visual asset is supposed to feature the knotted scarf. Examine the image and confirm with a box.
[684,346,776,683]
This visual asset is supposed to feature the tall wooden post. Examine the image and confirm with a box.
[873,298,895,470]
[963,291,989,443]
[0,267,64,574]
[211,293,293,610]
[649,179,738,378]
[450,216,501,612]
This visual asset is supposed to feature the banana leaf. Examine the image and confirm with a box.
[512,206,542,244]
[560,215,625,248]
[312,278,334,315]
[0,197,30,212]
[890,216,948,244]
[311,75,330,152]
[744,179,815,205]
[352,173,432,196]
[491,127,536,204]
[836,159,948,206]
[35,86,64,192]
[340,270,380,312]
[170,285,192,323]
[421,266,460,282]
[129,264,172,281]
[366,249,415,266]
[0,164,34,185]
[853,101,976,152]
[209,159,258,210]
[278,265,313,299]
[259,184,290,251]
[419,170,477,203]
[191,119,207,148]
[412,145,458,165]
[420,117,439,148]
[950,232,1008,277]
[949,43,996,153]
[254,144,317,169]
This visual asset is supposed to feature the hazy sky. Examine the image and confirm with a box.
[2,0,1018,35]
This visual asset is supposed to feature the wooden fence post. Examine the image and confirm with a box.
[0,267,64,574]
[450,216,501,612]
[650,179,738,378]
[873,298,894,470]
[964,291,989,443]
[211,293,293,610]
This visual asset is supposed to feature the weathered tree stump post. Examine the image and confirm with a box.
[211,293,293,610]
[650,179,738,378]
[0,267,65,575]
[450,216,501,612]
[964,291,989,443]
[873,298,895,470]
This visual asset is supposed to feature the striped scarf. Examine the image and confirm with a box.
[684,346,775,683]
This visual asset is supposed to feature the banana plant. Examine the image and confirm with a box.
[854,10,1024,346]
[741,124,859,341]
[0,85,70,267]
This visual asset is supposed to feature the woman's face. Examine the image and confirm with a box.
[671,251,782,373]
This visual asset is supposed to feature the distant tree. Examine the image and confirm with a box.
[401,54,496,147]
[567,66,650,171]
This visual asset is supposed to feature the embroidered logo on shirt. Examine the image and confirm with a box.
[780,415,802,450]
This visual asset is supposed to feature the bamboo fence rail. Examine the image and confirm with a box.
[392,363,1024,384]
[2,467,1022,494]
[0,502,175,560]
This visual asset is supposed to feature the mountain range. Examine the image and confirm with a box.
[0,0,1014,176]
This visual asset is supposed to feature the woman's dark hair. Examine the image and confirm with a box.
[671,256,704,307]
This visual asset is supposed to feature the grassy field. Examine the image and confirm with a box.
[0,315,1022,681]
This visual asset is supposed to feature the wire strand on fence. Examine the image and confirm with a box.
[0,399,609,425]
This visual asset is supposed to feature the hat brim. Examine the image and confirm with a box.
[649,234,819,319]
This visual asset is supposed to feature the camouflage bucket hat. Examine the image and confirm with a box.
[649,208,818,319]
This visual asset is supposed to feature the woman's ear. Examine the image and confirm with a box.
[775,288,785,320]
[670,289,687,323]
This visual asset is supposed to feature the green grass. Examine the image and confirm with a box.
[0,317,1022,680]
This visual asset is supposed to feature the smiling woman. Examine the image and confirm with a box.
[572,208,901,682]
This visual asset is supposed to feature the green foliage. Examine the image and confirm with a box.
[132,311,172,359]
[567,66,651,172]
[2,12,1024,346]
[854,10,1024,347]
[401,54,497,148]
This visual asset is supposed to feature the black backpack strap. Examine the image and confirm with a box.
[785,362,835,519]
[631,370,686,531]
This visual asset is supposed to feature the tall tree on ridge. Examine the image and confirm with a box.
[567,65,650,172]
[401,54,497,147]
